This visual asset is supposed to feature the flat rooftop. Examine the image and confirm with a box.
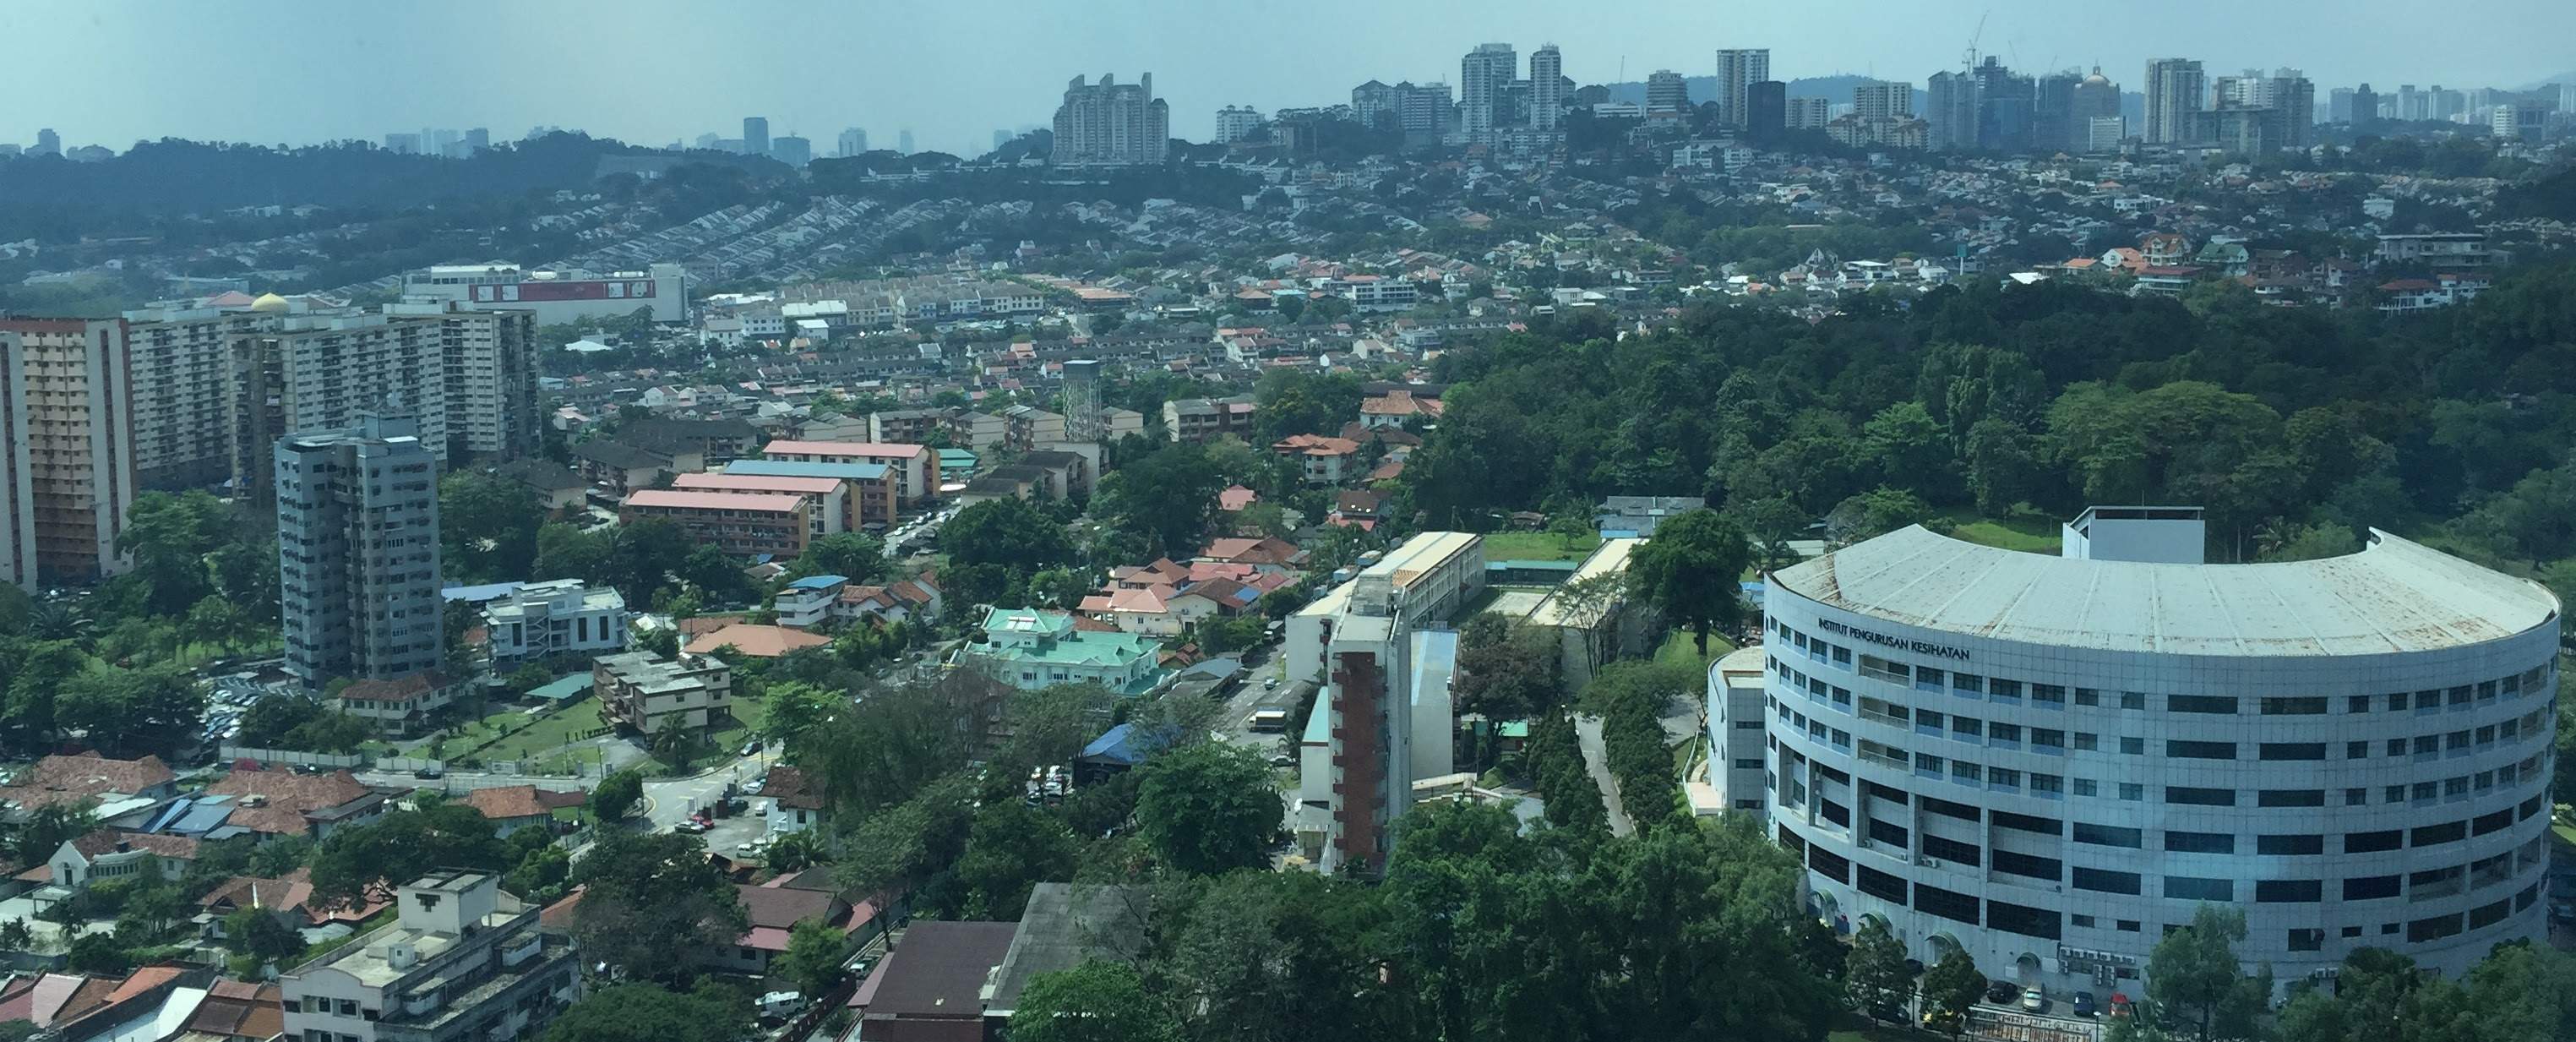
[1772,526,2559,657]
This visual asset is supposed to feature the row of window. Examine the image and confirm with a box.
[1776,703,2551,806]
[1788,823,2546,948]
[1766,619,2550,718]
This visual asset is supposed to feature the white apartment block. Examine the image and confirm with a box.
[280,871,580,1042]
[232,313,448,508]
[482,579,629,664]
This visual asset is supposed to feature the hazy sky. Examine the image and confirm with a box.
[8,1,2573,156]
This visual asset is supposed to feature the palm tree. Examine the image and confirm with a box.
[27,600,94,643]
[650,717,695,763]
[767,829,828,873]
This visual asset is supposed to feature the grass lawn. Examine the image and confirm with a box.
[1480,531,1600,563]
[1653,629,1737,674]
[452,701,608,766]
[1940,508,2061,554]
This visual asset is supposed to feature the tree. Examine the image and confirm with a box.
[9,802,100,865]
[784,532,890,585]
[1844,917,1912,1022]
[1920,952,1985,1035]
[1094,444,1227,559]
[569,829,746,985]
[761,681,847,748]
[221,905,304,965]
[66,930,133,974]
[440,471,545,583]
[589,768,644,822]
[943,497,1077,576]
[1010,960,1179,1042]
[765,828,828,874]
[539,982,751,1042]
[954,801,1080,920]
[1133,741,1283,876]
[1624,509,1750,657]
[508,663,554,693]
[772,915,850,998]
[2144,903,2269,1042]
[796,675,983,819]
[309,797,507,909]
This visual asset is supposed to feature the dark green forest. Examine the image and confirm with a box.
[1405,263,2576,573]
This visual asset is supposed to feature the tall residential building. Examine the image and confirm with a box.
[1714,48,1771,127]
[2329,87,2355,123]
[464,127,488,151]
[1049,74,1171,166]
[229,312,447,508]
[2034,71,2083,152]
[1854,80,1913,121]
[771,134,811,166]
[1351,80,1396,129]
[0,319,136,586]
[1645,70,1691,114]
[1973,57,2034,151]
[1758,510,2556,1001]
[1213,106,1266,143]
[1460,43,1518,139]
[897,129,913,155]
[2144,58,2206,144]
[837,127,869,156]
[1746,80,1789,142]
[1528,44,1565,130]
[742,116,769,157]
[33,128,60,157]
[2272,74,2317,150]
[2352,85,2380,129]
[0,331,35,591]
[1786,96,1833,131]
[1393,81,1455,137]
[275,414,443,686]
[122,296,280,489]
[2398,85,2423,122]
[428,308,537,460]
[1927,71,1980,150]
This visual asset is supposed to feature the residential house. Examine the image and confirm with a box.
[1162,396,1257,444]
[203,769,395,841]
[277,870,580,1042]
[1270,434,1361,485]
[2139,232,2192,265]
[460,785,583,838]
[724,876,864,978]
[2378,272,2492,312]
[832,576,942,627]
[965,608,1163,695]
[0,752,178,814]
[1076,586,1224,638]
[571,439,702,496]
[1197,537,1307,575]
[1217,485,1259,512]
[1359,389,1443,429]
[852,921,1021,1042]
[197,865,389,941]
[2376,232,2489,270]
[493,459,588,514]
[1000,406,1066,451]
[336,672,466,735]
[1016,450,1092,499]
[47,829,199,891]
[762,766,828,837]
[593,651,736,735]
[1331,489,1386,529]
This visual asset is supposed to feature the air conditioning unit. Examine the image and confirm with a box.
[1914,855,1941,868]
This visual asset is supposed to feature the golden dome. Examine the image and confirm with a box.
[249,292,291,314]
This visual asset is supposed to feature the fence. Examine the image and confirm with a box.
[375,756,448,774]
[219,746,363,769]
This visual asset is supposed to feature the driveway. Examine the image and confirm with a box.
[1572,715,1636,837]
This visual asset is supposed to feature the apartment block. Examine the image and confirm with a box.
[618,488,812,558]
[757,441,932,505]
[0,318,138,585]
[279,870,579,1042]
[1161,396,1257,444]
[0,332,34,591]
[276,415,444,687]
[482,579,629,665]
[721,459,896,529]
[429,307,538,460]
[231,312,448,509]
[593,650,734,734]
[121,299,274,489]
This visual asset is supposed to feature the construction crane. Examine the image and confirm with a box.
[1963,13,1988,72]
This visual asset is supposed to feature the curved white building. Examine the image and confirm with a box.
[1733,512,2559,997]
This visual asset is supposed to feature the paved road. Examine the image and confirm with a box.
[1573,715,1636,837]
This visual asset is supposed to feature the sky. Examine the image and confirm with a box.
[8,1,2573,157]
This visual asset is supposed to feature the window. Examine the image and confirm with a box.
[2348,695,2373,713]
[2347,741,2370,760]
[1857,865,1909,903]
[2259,789,2326,807]
[2168,740,2237,760]
[1992,810,2061,836]
[1992,850,2061,881]
[1988,900,2061,941]
[2165,787,2235,806]
[1991,679,2023,701]
[2073,778,2099,797]
[2120,737,2145,755]
[1988,768,2022,790]
[2345,876,2401,900]
[1952,717,1983,739]
[2346,788,2369,806]
[2407,914,2464,943]
[2345,830,2403,853]
[2073,823,2144,848]
[1991,723,2023,745]
[2168,695,2239,714]
[2165,876,2236,902]
[1915,666,1947,690]
[2289,928,2325,952]
[2165,831,2236,854]
[1952,674,1984,695]
[2073,867,2143,894]
[1869,817,1910,848]
[1952,762,1982,783]
[2120,691,2146,710]
[2258,834,2325,855]
[2257,880,2323,903]
[1915,752,1944,773]
[2073,732,2099,750]
[2075,688,2100,706]
[2032,773,2064,796]
[1917,709,1946,730]
[2261,696,2328,715]
[1915,884,1980,925]
[2411,821,2466,846]
[2033,728,2066,752]
[2118,783,2144,801]
[1858,655,1910,684]
[1923,834,1981,865]
[2033,684,2066,706]
[2261,743,2328,761]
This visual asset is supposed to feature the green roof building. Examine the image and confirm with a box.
[967,607,1165,695]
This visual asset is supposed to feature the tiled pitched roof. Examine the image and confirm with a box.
[764,766,826,811]
[462,784,554,821]
[66,829,199,860]
[0,752,174,809]
[203,770,379,837]
[682,622,831,657]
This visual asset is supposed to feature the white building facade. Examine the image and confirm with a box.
[482,579,629,664]
[1755,516,2558,999]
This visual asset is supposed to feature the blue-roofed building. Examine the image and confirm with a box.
[777,574,850,628]
[1074,723,1171,783]
[724,458,897,529]
[938,448,978,482]
[141,794,252,840]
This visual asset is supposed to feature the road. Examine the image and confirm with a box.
[1573,715,1637,837]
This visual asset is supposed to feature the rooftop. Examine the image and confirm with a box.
[681,622,831,657]
[1772,526,2560,657]
[623,488,808,513]
[724,458,893,481]
[672,472,847,496]
[761,440,927,459]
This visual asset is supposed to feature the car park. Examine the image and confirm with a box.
[2021,987,2047,1012]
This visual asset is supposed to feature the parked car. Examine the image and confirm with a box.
[673,820,707,833]
[2021,988,2047,1012]
[1986,980,2021,1004]
[413,765,445,779]
[740,739,763,756]
[2074,991,2098,1017]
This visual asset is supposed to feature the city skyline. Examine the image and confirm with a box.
[8,0,2573,156]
